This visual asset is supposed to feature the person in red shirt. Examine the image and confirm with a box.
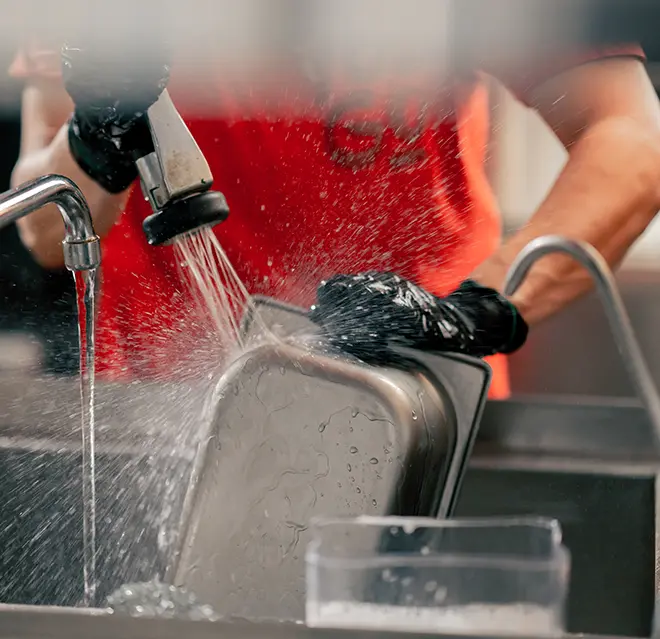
[8,39,660,399]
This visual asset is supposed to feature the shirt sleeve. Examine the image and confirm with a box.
[494,44,647,105]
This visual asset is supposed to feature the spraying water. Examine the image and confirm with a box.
[69,227,274,605]
[174,227,272,359]
[74,268,98,607]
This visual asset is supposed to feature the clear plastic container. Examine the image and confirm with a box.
[306,515,570,636]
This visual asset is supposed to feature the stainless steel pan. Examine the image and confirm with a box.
[167,297,491,621]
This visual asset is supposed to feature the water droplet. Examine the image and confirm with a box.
[402,576,413,587]
[369,457,379,465]
[372,499,377,507]
[389,526,399,536]
[382,569,398,583]
[318,422,327,433]
[346,463,352,472]
[420,546,430,556]
[348,426,354,432]
[411,410,418,420]
[279,365,286,375]
[349,446,358,454]
[351,408,359,418]
[424,580,438,593]
[356,487,362,493]
[434,587,448,603]
[337,482,342,488]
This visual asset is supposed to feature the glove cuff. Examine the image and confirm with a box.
[499,299,529,354]
[67,112,150,194]
[446,280,528,357]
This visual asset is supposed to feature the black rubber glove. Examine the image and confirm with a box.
[309,272,528,362]
[61,44,170,194]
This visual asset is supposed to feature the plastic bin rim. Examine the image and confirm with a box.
[309,515,564,537]
[305,541,571,574]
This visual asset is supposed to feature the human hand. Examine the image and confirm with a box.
[61,43,170,193]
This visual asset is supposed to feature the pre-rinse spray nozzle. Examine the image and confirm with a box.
[137,90,230,246]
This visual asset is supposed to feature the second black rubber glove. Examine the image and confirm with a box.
[62,43,170,194]
[309,272,528,361]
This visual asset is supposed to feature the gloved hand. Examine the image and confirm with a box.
[61,43,171,193]
[309,272,528,362]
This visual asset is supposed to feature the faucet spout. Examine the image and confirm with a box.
[0,175,101,271]
[504,235,660,447]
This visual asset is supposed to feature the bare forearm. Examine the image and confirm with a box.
[12,124,130,269]
[472,116,660,325]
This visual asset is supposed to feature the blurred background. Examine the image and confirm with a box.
[0,4,659,396]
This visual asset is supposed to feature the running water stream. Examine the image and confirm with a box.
[74,268,99,607]
[71,227,268,608]
[174,227,271,356]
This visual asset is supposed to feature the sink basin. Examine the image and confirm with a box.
[0,604,623,639]
[0,446,190,605]
[6,450,653,636]
[456,464,656,637]
[0,370,657,638]
[0,375,210,606]
[456,397,660,637]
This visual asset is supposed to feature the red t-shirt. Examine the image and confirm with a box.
[100,76,508,386]
[10,46,645,398]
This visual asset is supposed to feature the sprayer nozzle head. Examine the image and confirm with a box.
[142,190,230,246]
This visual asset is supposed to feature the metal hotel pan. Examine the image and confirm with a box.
[166,297,491,621]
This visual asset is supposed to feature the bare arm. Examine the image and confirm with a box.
[472,57,660,325]
[11,72,130,269]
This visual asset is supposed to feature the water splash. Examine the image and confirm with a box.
[106,579,219,621]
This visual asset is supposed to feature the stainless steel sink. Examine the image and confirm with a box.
[0,604,604,639]
[458,463,656,637]
[0,602,644,639]
[0,371,657,637]
[461,397,660,637]
[0,374,211,606]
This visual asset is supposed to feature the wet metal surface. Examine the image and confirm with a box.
[0,383,658,635]
[0,377,208,605]
[1,283,660,633]
[170,298,490,621]
[0,602,642,639]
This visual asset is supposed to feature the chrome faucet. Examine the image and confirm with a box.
[504,235,660,446]
[0,175,101,271]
